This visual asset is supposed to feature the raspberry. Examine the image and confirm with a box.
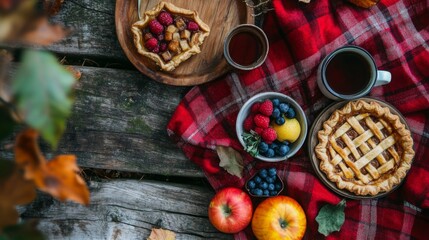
[261,128,277,144]
[243,115,254,132]
[254,114,270,128]
[149,19,164,35]
[251,102,261,114]
[259,99,273,116]
[187,21,199,31]
[157,11,173,26]
[152,45,160,53]
[145,38,158,51]
[159,42,167,52]
[254,127,264,135]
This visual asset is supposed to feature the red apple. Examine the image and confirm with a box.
[208,187,253,233]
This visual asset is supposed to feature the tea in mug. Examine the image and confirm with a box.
[325,52,371,95]
[228,31,263,66]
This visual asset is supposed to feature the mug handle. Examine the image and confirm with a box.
[374,70,391,86]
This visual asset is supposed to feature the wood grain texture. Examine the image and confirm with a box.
[18,179,231,240]
[116,0,254,85]
[0,66,204,177]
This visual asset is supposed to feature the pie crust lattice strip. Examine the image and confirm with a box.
[315,100,415,196]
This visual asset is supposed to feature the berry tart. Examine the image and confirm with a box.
[131,2,210,71]
[315,100,414,196]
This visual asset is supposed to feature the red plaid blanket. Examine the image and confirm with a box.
[167,0,429,238]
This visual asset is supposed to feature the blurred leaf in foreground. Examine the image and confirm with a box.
[0,159,36,229]
[0,220,45,240]
[12,50,76,149]
[15,129,90,205]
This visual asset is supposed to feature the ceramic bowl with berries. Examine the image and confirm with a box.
[236,92,308,162]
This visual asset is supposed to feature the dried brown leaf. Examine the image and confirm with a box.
[65,66,82,81]
[147,228,176,240]
[0,161,36,229]
[347,0,379,8]
[0,50,13,102]
[43,0,64,16]
[216,146,244,178]
[14,129,90,205]
[21,17,69,46]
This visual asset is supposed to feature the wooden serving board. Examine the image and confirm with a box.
[115,0,254,86]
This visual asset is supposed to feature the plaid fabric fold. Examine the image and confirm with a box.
[167,0,429,238]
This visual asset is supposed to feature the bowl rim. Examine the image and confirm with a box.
[235,92,308,162]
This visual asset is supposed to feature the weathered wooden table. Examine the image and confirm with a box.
[3,1,234,239]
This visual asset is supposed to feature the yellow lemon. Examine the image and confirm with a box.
[271,118,301,143]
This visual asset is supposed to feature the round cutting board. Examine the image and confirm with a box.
[115,0,254,86]
[308,97,413,200]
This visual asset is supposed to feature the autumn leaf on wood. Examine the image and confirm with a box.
[347,0,379,8]
[12,50,76,149]
[14,129,90,205]
[21,17,69,46]
[147,228,176,240]
[43,0,65,16]
[0,0,69,46]
[0,159,36,229]
[216,146,244,178]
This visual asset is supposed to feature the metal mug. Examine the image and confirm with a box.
[317,46,391,101]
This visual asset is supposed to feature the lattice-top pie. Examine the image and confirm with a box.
[315,100,414,196]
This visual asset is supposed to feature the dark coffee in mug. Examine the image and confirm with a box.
[325,52,372,95]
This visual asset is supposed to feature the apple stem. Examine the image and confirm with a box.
[279,219,288,229]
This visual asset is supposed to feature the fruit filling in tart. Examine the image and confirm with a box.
[315,100,414,196]
[131,2,210,71]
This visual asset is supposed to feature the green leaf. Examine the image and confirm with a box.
[216,146,244,178]
[316,199,346,236]
[0,105,15,141]
[242,130,260,157]
[12,50,75,148]
[0,221,45,240]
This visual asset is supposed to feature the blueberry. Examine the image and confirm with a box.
[275,182,283,190]
[275,116,285,125]
[269,142,279,150]
[259,169,268,178]
[272,98,280,107]
[268,183,275,191]
[263,190,270,196]
[247,180,256,189]
[270,190,278,196]
[258,142,269,153]
[254,176,262,184]
[265,148,275,158]
[286,107,296,118]
[283,140,290,146]
[266,176,275,183]
[259,182,268,190]
[279,103,290,113]
[268,168,277,177]
[276,145,290,157]
[253,188,263,196]
[271,108,281,119]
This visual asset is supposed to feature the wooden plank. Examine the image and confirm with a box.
[18,179,231,240]
[0,66,202,177]
[48,0,126,61]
